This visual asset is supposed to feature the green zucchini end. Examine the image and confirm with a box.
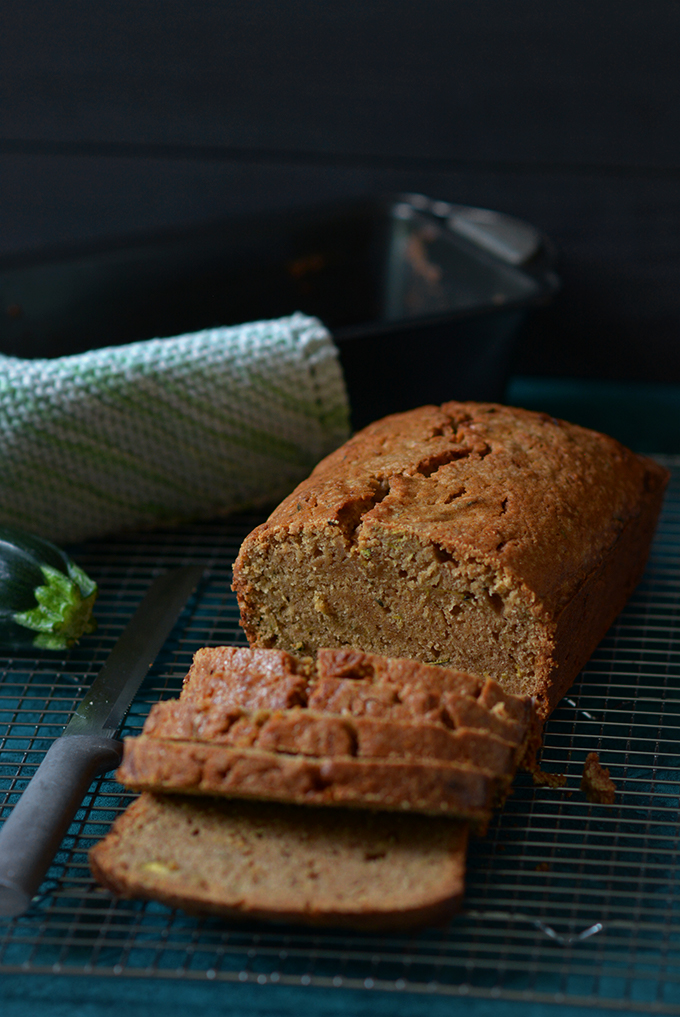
[13,565,98,650]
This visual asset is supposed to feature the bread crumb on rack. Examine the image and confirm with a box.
[531,767,567,789]
[580,752,616,804]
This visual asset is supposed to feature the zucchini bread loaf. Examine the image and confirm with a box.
[233,402,668,718]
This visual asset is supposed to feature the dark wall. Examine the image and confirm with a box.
[2,1,679,381]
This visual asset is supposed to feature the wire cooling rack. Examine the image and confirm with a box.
[1,456,680,1013]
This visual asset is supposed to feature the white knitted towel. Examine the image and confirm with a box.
[0,313,350,544]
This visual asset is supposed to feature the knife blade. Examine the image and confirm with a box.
[0,564,204,917]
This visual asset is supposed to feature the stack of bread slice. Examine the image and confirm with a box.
[90,646,538,930]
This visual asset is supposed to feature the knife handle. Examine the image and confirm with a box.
[0,735,122,917]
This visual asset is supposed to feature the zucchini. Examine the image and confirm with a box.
[0,526,98,650]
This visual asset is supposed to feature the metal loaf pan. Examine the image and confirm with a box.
[0,193,559,430]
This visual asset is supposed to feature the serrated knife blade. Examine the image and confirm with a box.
[0,564,204,917]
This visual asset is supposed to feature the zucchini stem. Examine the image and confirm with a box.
[13,565,98,650]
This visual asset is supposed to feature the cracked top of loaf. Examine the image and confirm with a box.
[234,401,667,616]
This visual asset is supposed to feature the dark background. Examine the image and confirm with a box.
[2,0,679,383]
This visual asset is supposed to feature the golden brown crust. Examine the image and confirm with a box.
[316,647,482,693]
[89,793,469,931]
[116,737,503,824]
[232,402,668,717]
[143,701,521,771]
[235,402,664,614]
[538,471,667,715]
[180,646,312,709]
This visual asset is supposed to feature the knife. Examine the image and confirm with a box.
[0,564,204,917]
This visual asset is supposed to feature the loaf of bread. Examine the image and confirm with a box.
[115,646,538,826]
[233,402,668,718]
[89,793,468,930]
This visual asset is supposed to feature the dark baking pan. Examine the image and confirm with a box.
[0,193,559,430]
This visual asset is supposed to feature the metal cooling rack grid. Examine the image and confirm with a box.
[2,463,680,1012]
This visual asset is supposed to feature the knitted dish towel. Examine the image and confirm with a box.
[0,313,350,544]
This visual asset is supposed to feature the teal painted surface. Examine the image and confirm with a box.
[0,972,642,1017]
[505,376,680,454]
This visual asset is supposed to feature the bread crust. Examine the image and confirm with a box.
[144,701,522,769]
[117,737,503,824]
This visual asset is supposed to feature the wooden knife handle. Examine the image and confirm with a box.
[0,735,122,917]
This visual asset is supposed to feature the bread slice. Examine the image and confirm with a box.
[178,645,527,711]
[89,793,468,931]
[117,737,505,823]
[115,646,538,826]
[175,646,534,743]
[232,402,668,718]
[143,701,522,771]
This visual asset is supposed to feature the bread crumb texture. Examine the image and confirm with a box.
[233,402,668,718]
